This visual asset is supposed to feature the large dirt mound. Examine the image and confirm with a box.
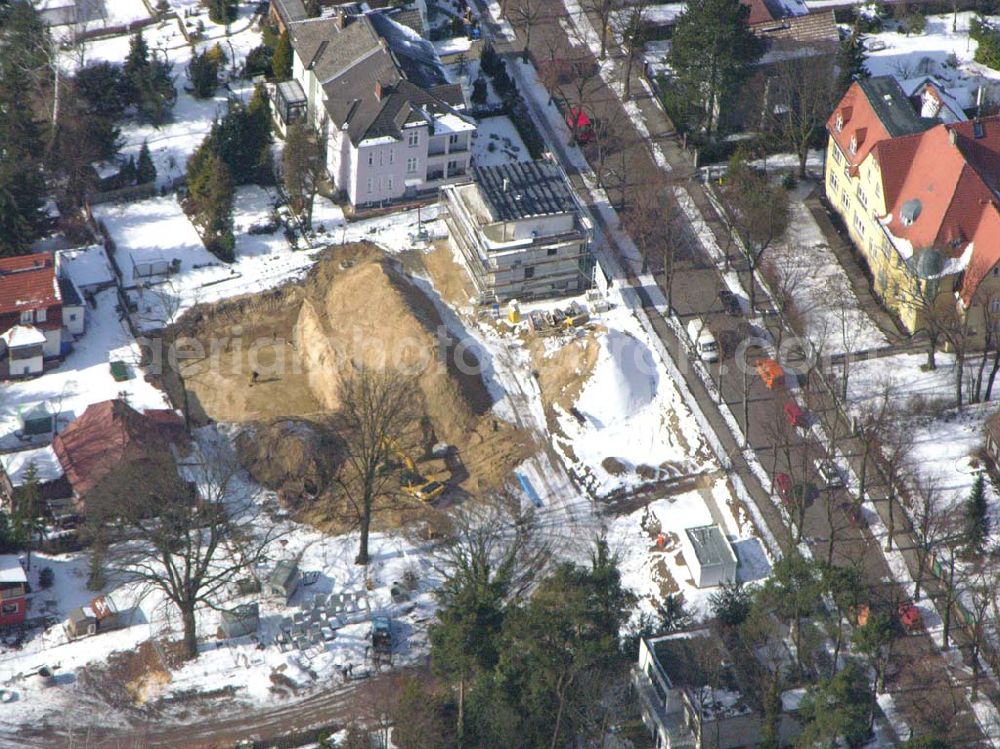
[295,246,493,445]
[169,243,533,499]
[234,419,341,498]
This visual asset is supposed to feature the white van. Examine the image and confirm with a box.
[686,317,719,363]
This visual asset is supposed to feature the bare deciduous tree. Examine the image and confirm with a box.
[721,159,790,314]
[90,441,277,660]
[765,60,839,178]
[332,365,421,566]
[282,122,326,230]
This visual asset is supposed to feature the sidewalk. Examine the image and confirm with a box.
[803,189,910,345]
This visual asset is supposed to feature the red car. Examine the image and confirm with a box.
[784,399,806,429]
[898,600,922,632]
[566,107,593,143]
[774,472,792,503]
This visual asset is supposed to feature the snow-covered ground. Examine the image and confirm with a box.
[769,184,888,356]
[552,318,709,494]
[472,115,531,167]
[0,431,440,731]
[73,0,152,28]
[860,12,1000,97]
[841,350,993,520]
[0,288,171,451]
[60,7,266,190]
[609,478,769,622]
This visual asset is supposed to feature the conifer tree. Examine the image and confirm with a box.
[185,140,235,262]
[272,30,293,80]
[667,0,763,135]
[137,141,157,184]
[965,472,990,554]
[837,29,870,95]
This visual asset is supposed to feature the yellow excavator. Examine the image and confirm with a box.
[380,437,446,503]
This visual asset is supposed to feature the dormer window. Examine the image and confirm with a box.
[36,308,46,323]
[849,135,858,155]
[19,310,32,324]
[836,112,844,132]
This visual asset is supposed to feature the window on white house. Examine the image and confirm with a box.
[389,150,394,165]
[378,151,384,167]
[857,188,868,210]
[406,157,418,174]
[368,152,374,166]
[842,195,852,212]
[853,214,865,237]
[36,308,46,323]
[830,173,839,193]
[448,133,460,146]
[408,131,419,147]
[19,310,32,324]
[366,177,373,194]
[832,146,842,165]
[387,176,394,191]
[69,313,77,322]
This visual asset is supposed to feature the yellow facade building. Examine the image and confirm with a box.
[824,76,1000,341]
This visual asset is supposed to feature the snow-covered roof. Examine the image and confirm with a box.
[0,555,26,586]
[1,325,47,348]
[56,245,115,290]
[0,445,64,486]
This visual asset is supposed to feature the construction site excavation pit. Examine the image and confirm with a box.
[160,243,533,526]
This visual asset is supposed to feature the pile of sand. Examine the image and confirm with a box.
[234,419,341,499]
[170,243,532,499]
[529,332,601,414]
[295,246,494,446]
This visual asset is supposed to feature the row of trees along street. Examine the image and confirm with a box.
[492,0,1000,744]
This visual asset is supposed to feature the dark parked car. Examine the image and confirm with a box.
[718,287,742,316]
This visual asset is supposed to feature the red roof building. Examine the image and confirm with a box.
[53,400,186,508]
[0,555,27,627]
[0,253,86,378]
[826,76,1000,336]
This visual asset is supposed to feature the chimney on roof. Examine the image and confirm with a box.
[333,7,345,29]
[375,81,384,100]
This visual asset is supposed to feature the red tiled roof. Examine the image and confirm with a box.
[870,116,1000,303]
[0,254,59,316]
[827,82,894,175]
[742,0,776,25]
[53,400,186,500]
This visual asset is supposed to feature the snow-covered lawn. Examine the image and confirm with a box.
[472,115,531,167]
[94,189,321,330]
[0,487,439,731]
[769,184,888,356]
[842,351,993,519]
[861,12,1000,94]
[0,288,171,450]
[60,8,266,190]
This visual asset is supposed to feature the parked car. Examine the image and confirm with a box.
[755,358,784,389]
[372,616,392,656]
[774,472,817,506]
[784,399,807,429]
[718,287,742,316]
[815,458,844,489]
[686,317,719,363]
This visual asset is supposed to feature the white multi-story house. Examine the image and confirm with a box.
[283,10,476,208]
